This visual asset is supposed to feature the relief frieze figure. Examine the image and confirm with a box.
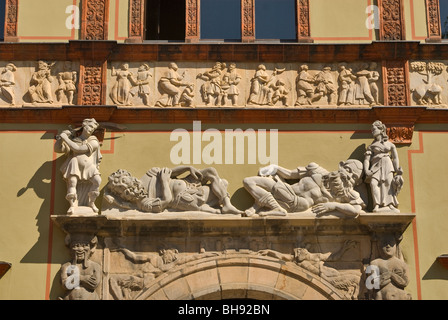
[155,62,194,107]
[0,63,17,106]
[27,61,56,105]
[56,67,77,105]
[410,61,445,106]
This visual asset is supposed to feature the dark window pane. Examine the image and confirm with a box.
[201,0,241,40]
[255,0,296,40]
[146,0,185,41]
[441,0,448,39]
[0,0,5,41]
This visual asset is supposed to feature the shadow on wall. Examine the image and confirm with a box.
[16,131,69,265]
[422,259,448,281]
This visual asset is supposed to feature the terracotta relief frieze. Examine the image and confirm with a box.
[78,61,105,105]
[242,0,255,42]
[127,0,144,43]
[4,0,19,42]
[425,0,442,41]
[378,0,405,40]
[297,0,313,43]
[185,0,200,42]
[383,60,409,106]
[81,0,110,40]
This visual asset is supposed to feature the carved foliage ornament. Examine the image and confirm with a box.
[426,0,441,38]
[80,62,103,105]
[186,0,199,40]
[129,0,144,38]
[379,0,405,40]
[384,61,408,106]
[5,0,18,38]
[81,0,109,40]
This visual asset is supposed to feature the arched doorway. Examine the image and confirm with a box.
[135,253,347,300]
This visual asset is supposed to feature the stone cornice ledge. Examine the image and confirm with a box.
[51,212,415,237]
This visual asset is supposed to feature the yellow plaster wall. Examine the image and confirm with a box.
[404,0,428,41]
[310,0,377,43]
[18,0,81,42]
[0,123,448,300]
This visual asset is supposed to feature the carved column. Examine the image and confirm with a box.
[378,0,406,40]
[296,0,313,43]
[4,0,19,42]
[81,0,110,40]
[127,0,145,43]
[186,0,200,43]
[382,60,410,106]
[425,0,442,42]
[78,61,107,106]
[241,0,255,43]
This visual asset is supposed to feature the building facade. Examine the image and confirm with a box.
[0,0,448,300]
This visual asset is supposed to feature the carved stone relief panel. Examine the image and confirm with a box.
[106,62,383,108]
[410,61,448,107]
[0,61,80,107]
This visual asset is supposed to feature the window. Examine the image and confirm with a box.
[145,0,185,41]
[200,0,241,41]
[441,0,448,39]
[255,0,296,41]
[0,0,5,41]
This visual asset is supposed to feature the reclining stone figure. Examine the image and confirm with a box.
[243,159,366,218]
[104,166,242,215]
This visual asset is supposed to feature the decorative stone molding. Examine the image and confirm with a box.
[127,0,145,43]
[297,0,313,43]
[185,0,200,43]
[4,0,19,42]
[386,123,414,144]
[382,60,409,106]
[378,0,406,40]
[81,0,110,40]
[78,61,105,105]
[241,0,255,43]
[425,0,442,42]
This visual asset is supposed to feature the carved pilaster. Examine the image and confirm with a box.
[297,0,313,43]
[186,0,200,43]
[242,0,255,43]
[4,0,19,42]
[378,0,406,40]
[382,60,409,106]
[425,0,442,42]
[78,61,106,106]
[127,0,144,43]
[81,0,110,40]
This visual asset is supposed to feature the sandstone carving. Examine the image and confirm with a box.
[197,62,226,106]
[27,61,56,105]
[364,120,403,213]
[222,62,241,106]
[367,233,412,300]
[337,63,357,106]
[56,69,77,105]
[104,166,243,215]
[295,64,321,106]
[54,118,102,215]
[247,65,287,106]
[410,61,444,106]
[109,243,220,300]
[155,62,193,107]
[110,63,136,106]
[131,63,152,106]
[0,63,17,105]
[243,159,366,217]
[258,240,361,299]
[314,66,337,105]
[59,233,101,300]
